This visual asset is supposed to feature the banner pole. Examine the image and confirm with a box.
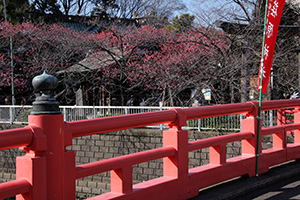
[256,0,269,176]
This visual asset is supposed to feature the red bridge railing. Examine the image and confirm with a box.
[0,98,300,200]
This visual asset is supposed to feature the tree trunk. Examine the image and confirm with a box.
[168,87,174,107]
[298,52,300,89]
[120,87,125,106]
[241,51,250,103]
[162,86,166,106]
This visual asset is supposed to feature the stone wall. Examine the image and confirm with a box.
[0,128,274,199]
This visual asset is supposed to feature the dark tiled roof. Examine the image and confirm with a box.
[62,22,100,33]
[57,48,123,74]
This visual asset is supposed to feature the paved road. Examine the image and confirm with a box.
[190,160,300,200]
[232,174,300,200]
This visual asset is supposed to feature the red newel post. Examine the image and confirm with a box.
[163,109,188,178]
[241,102,259,155]
[241,102,259,177]
[163,108,190,197]
[294,108,300,144]
[16,71,75,200]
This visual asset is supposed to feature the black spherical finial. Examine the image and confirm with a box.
[31,71,61,115]
[32,70,58,91]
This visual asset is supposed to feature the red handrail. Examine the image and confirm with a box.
[188,131,254,151]
[0,179,31,199]
[261,99,300,111]
[69,102,255,138]
[1,99,300,200]
[0,126,33,150]
[184,102,254,120]
[69,110,177,137]
[76,146,176,179]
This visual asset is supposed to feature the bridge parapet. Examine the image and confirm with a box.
[1,72,300,199]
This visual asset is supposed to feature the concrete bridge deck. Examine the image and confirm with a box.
[190,160,300,200]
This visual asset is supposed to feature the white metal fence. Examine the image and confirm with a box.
[0,105,278,131]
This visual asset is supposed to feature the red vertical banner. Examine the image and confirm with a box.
[258,0,286,93]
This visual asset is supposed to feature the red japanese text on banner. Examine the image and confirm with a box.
[258,0,286,93]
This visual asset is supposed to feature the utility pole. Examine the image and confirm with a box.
[2,0,15,106]
[10,36,14,106]
[2,0,7,22]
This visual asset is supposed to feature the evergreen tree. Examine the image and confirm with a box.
[91,0,119,17]
[0,0,30,23]
[30,0,62,22]
[166,13,195,32]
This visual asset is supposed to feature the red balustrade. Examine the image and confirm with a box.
[0,99,300,199]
